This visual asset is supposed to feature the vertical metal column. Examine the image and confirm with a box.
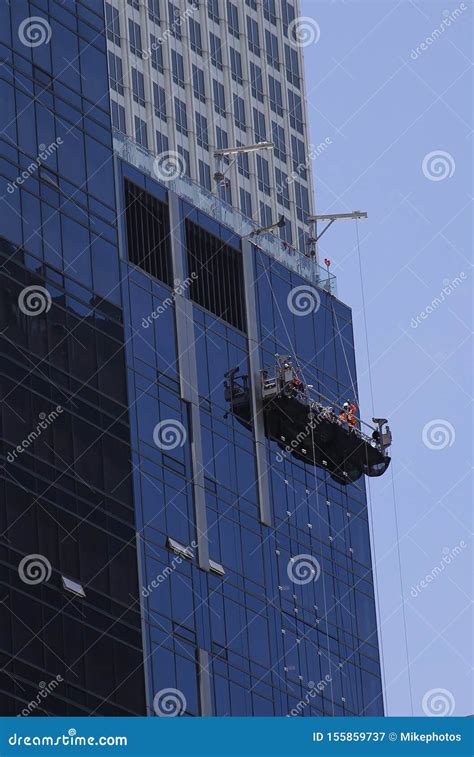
[197,648,213,716]
[168,191,209,569]
[242,239,272,527]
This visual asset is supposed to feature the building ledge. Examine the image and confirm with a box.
[112,130,337,295]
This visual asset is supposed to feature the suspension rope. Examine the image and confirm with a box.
[355,220,413,715]
[331,303,358,403]
[390,463,414,714]
[257,260,337,708]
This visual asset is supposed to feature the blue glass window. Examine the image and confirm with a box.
[272,121,286,161]
[105,3,121,45]
[209,32,223,69]
[171,49,185,87]
[230,48,243,84]
[265,30,280,68]
[128,19,143,56]
[227,2,239,37]
[285,44,300,87]
[168,2,182,38]
[256,154,270,195]
[253,108,266,142]
[240,188,252,219]
[111,100,126,132]
[208,0,220,23]
[199,160,212,190]
[195,112,209,149]
[153,83,167,121]
[108,51,123,94]
[250,62,264,102]
[131,68,145,105]
[134,116,148,147]
[150,35,164,71]
[213,79,226,116]
[233,96,246,131]
[275,168,290,209]
[288,90,303,133]
[192,65,206,102]
[189,18,203,54]
[246,16,260,55]
[174,97,188,135]
[148,0,161,24]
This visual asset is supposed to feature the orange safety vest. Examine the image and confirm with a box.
[347,403,357,426]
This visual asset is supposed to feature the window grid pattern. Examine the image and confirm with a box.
[106,0,315,257]
[124,180,173,286]
[185,220,246,332]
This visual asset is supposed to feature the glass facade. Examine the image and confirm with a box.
[116,157,384,716]
[0,1,145,715]
[0,0,383,719]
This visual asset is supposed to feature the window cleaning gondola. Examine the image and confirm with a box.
[224,355,392,486]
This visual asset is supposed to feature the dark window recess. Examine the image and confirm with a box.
[124,180,173,286]
[185,220,246,332]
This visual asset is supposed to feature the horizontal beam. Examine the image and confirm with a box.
[308,211,368,222]
[214,142,274,157]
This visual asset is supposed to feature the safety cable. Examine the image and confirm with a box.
[258,259,337,713]
[331,304,358,404]
[355,220,413,715]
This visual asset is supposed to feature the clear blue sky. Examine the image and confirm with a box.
[300,0,472,716]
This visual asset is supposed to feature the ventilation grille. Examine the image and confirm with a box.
[124,180,172,286]
[185,220,246,332]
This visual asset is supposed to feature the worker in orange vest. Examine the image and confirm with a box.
[348,402,358,427]
[339,401,358,427]
[339,402,350,424]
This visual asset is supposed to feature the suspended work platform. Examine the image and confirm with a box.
[224,356,392,486]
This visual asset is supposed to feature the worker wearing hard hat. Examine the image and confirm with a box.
[339,402,350,424]
[348,402,357,427]
[339,401,358,427]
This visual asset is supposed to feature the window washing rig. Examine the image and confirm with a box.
[224,355,392,486]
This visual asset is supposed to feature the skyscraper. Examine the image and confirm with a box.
[106,0,315,254]
[0,0,146,715]
[0,0,386,717]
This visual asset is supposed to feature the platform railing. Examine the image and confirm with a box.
[112,130,337,294]
[260,366,389,454]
